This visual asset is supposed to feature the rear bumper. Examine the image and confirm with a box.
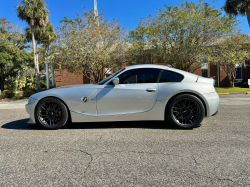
[203,92,220,117]
[211,110,218,116]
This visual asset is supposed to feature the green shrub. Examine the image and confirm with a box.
[0,93,6,99]
[4,90,15,98]
[23,88,36,98]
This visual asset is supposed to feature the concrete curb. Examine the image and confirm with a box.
[218,92,250,95]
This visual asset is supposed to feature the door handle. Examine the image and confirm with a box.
[146,88,156,92]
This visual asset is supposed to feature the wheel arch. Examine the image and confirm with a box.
[165,92,208,117]
[34,96,72,123]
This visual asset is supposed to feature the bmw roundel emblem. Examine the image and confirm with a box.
[82,97,88,102]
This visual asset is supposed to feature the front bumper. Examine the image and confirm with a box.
[25,99,37,124]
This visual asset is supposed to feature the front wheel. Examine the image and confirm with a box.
[166,94,205,129]
[35,97,69,129]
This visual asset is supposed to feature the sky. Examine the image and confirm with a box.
[0,0,249,34]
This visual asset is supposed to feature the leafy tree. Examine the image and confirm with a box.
[224,0,250,27]
[207,35,250,87]
[129,1,238,72]
[15,76,26,90]
[53,9,127,83]
[16,0,49,92]
[0,18,33,91]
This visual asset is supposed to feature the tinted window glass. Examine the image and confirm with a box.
[118,68,161,84]
[98,68,125,85]
[159,70,183,83]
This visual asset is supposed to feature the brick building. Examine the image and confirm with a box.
[54,62,250,87]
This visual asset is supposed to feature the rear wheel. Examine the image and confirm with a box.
[35,97,69,129]
[166,94,205,129]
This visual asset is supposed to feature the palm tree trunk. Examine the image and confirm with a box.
[36,43,39,73]
[31,27,41,92]
[245,6,250,27]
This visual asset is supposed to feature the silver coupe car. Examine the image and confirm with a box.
[26,64,219,129]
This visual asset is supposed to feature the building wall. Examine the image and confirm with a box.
[219,66,230,87]
[55,69,84,87]
[209,64,218,86]
[55,63,250,87]
[243,61,250,80]
[192,67,202,76]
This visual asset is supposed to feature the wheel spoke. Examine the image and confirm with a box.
[172,98,201,126]
[38,101,63,127]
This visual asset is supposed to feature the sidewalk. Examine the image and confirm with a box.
[0,100,27,109]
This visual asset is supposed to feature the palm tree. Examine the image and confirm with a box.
[16,0,49,92]
[224,0,250,27]
[25,22,56,69]
[41,22,56,51]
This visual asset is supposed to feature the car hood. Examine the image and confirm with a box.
[53,84,98,89]
[30,84,98,100]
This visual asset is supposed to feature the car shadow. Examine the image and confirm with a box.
[1,119,41,130]
[1,118,200,130]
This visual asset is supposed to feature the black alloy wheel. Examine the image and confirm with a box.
[35,97,69,129]
[166,94,205,129]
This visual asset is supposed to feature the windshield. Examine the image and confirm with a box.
[97,68,125,85]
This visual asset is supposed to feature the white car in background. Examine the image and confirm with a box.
[26,64,220,129]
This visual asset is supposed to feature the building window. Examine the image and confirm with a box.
[201,69,208,77]
[105,68,112,78]
[201,63,208,77]
[201,63,208,69]
[235,65,242,80]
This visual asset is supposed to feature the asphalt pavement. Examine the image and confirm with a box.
[0,94,250,186]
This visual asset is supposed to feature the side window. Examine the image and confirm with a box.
[159,70,183,83]
[118,68,161,84]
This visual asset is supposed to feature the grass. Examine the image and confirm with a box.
[215,87,250,93]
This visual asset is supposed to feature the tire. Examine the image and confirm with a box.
[166,94,205,129]
[35,97,69,130]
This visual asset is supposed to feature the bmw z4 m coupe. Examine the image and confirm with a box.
[26,64,220,129]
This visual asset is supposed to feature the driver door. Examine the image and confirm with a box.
[96,68,162,116]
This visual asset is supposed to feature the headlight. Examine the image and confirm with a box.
[28,97,36,104]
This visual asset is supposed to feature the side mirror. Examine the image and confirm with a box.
[112,78,119,85]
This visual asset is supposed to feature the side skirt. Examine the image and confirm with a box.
[70,100,166,123]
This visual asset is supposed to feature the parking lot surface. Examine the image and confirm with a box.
[0,94,250,186]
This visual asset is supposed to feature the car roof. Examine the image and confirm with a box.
[125,64,169,70]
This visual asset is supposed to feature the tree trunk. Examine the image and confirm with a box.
[0,76,4,91]
[31,27,41,92]
[245,6,250,27]
[228,75,233,87]
[36,43,39,73]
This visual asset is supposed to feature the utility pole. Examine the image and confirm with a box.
[94,0,99,26]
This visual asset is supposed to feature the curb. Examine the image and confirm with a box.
[218,92,250,95]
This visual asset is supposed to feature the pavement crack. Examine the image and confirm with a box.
[192,155,198,165]
[79,150,93,177]
[92,150,187,159]
[189,169,234,183]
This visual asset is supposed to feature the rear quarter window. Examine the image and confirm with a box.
[159,70,184,83]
